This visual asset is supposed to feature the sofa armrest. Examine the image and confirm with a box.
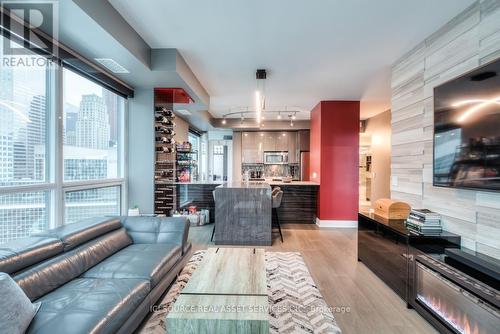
[157,217,190,250]
[121,216,190,254]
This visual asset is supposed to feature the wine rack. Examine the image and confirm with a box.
[176,147,198,183]
[154,107,176,215]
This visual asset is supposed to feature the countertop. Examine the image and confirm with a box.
[175,180,319,186]
[175,181,224,185]
[268,181,319,186]
[216,182,271,189]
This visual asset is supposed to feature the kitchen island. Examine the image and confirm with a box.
[176,180,319,225]
[268,181,319,224]
[176,181,223,223]
[213,182,272,246]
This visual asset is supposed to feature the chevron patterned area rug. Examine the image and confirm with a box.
[140,250,342,334]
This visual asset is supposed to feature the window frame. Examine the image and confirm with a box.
[0,59,128,233]
[63,183,122,225]
[58,66,127,226]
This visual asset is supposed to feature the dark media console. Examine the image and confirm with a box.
[358,212,461,304]
[358,212,500,334]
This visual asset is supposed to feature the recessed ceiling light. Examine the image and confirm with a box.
[94,58,129,73]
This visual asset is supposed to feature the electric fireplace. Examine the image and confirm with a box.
[414,258,500,334]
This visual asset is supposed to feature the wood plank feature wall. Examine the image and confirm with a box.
[391,0,500,259]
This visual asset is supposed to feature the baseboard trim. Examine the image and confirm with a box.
[316,218,358,228]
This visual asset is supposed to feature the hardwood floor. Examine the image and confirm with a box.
[188,223,438,334]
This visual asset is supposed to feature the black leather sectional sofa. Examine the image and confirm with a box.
[0,216,191,334]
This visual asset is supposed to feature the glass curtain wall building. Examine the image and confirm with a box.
[0,36,127,244]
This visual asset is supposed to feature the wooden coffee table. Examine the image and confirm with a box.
[166,247,269,333]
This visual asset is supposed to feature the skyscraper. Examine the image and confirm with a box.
[103,88,118,145]
[0,61,14,184]
[63,102,78,146]
[12,95,46,181]
[13,127,28,179]
[29,95,46,181]
[76,94,110,150]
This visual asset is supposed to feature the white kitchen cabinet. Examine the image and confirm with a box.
[242,132,263,163]
[275,132,288,152]
[263,132,276,151]
[242,131,303,163]
[287,132,298,163]
[298,130,310,151]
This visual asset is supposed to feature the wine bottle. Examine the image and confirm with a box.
[155,146,175,153]
[155,126,175,135]
[160,108,175,117]
[156,137,175,144]
[155,116,176,125]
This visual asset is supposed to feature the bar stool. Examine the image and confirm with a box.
[272,189,284,242]
[272,186,281,196]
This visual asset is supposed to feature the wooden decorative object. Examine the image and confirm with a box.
[374,198,411,219]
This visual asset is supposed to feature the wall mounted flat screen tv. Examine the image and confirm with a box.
[434,58,500,192]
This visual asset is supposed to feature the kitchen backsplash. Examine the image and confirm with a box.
[242,163,299,179]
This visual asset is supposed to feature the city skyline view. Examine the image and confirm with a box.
[0,37,124,243]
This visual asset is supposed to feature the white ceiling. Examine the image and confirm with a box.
[109,0,474,119]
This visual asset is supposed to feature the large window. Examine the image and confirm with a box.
[0,35,127,244]
[0,191,49,244]
[0,35,52,242]
[64,186,120,225]
[63,69,123,181]
[0,44,48,186]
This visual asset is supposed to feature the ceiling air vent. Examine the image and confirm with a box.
[94,58,130,74]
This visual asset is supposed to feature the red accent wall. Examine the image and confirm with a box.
[310,101,360,222]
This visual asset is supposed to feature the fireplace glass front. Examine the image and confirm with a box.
[415,262,500,334]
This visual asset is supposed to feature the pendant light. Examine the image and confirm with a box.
[255,69,266,124]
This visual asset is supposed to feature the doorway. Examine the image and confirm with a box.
[359,133,372,211]
[208,140,232,182]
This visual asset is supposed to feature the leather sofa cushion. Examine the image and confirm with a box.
[0,237,63,274]
[35,217,122,251]
[121,216,189,253]
[28,278,150,334]
[14,229,132,301]
[83,243,181,287]
[157,217,189,249]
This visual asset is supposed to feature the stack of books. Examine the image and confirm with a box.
[406,209,442,235]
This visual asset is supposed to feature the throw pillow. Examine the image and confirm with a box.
[0,272,40,334]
